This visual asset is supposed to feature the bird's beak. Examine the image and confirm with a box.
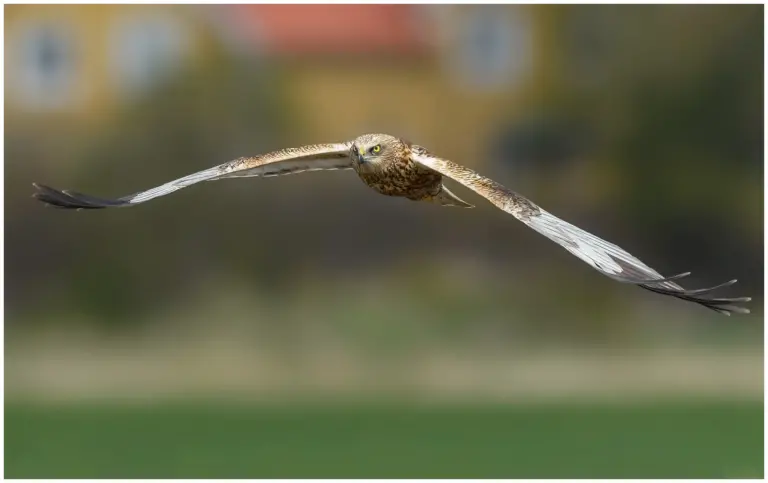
[355,147,366,163]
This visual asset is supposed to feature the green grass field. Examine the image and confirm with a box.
[5,399,763,478]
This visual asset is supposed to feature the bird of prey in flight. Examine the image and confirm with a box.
[33,133,750,315]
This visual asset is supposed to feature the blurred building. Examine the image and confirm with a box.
[5,4,564,168]
[227,4,562,165]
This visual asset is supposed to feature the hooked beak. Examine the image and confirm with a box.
[354,146,366,163]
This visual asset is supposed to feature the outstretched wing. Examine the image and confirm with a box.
[33,142,354,209]
[411,146,750,315]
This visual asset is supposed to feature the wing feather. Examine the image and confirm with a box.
[33,142,353,209]
[411,146,750,315]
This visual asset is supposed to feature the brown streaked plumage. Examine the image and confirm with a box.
[350,134,471,207]
[32,133,750,315]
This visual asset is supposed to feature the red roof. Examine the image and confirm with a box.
[229,5,429,55]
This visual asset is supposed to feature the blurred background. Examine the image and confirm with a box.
[4,4,764,478]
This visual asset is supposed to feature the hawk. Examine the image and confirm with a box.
[33,133,750,315]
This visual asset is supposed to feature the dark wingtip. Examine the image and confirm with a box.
[640,279,751,316]
[32,183,128,210]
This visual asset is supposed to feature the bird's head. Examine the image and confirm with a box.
[351,133,405,172]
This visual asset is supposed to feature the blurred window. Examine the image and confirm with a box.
[11,20,81,111]
[110,14,191,99]
[451,7,532,91]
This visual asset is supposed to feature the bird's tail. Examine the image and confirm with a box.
[426,185,474,208]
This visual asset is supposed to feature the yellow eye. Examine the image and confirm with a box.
[371,145,381,154]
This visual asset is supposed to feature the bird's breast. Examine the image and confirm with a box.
[356,159,441,199]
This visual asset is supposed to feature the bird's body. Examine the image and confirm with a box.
[355,154,439,199]
[33,133,751,315]
[353,134,436,198]
[350,134,470,207]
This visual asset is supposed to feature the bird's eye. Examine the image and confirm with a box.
[371,145,381,154]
